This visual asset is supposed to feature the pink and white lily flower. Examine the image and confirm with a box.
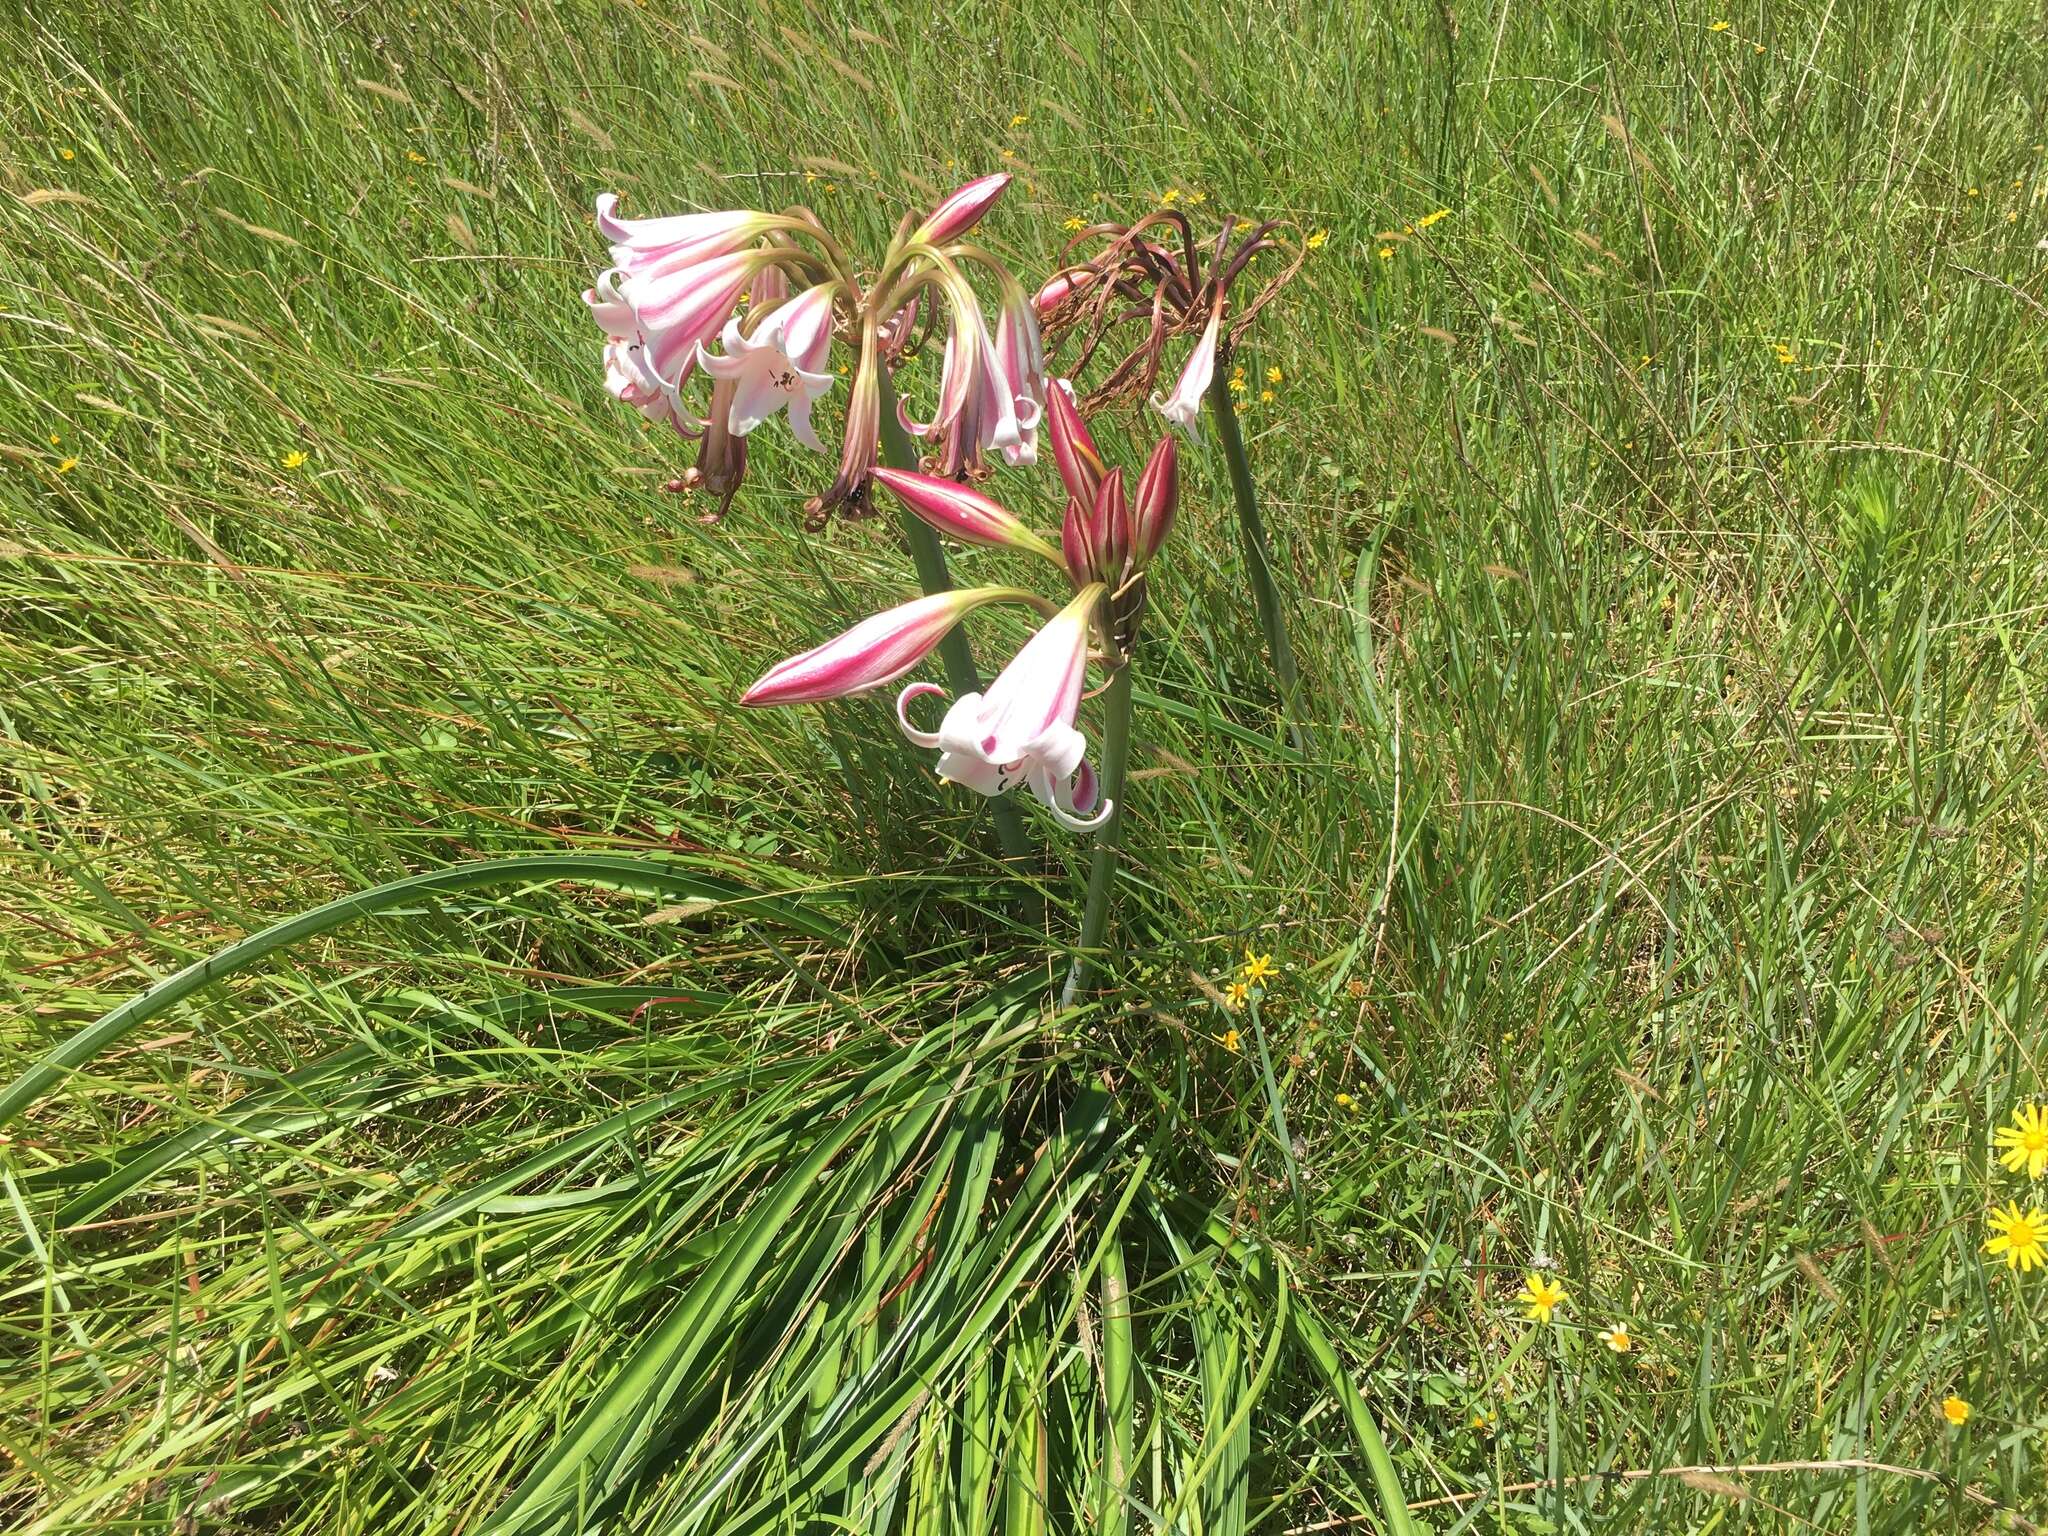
[595,193,773,276]
[895,584,1113,832]
[697,282,838,452]
[899,301,1026,475]
[601,337,685,432]
[741,586,1045,707]
[1149,308,1221,436]
[990,283,1047,466]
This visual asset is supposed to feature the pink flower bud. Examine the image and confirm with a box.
[1091,467,1130,582]
[1046,379,1105,508]
[871,467,1064,567]
[1131,434,1179,568]
[913,172,1011,246]
[742,587,1025,706]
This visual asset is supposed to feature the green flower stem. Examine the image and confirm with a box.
[1204,368,1304,745]
[876,367,1035,867]
[1060,660,1134,1008]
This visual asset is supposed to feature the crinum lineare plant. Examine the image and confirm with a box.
[585,170,1187,986]
[583,171,1051,861]
[1038,208,1307,738]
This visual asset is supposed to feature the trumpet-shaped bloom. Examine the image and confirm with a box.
[895,585,1112,832]
[991,287,1046,466]
[697,283,837,451]
[595,193,770,274]
[871,468,1064,566]
[741,586,1035,706]
[913,173,1010,246]
[900,305,1026,475]
[1149,308,1221,435]
[602,338,685,432]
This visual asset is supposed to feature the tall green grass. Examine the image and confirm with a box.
[3,0,2045,1530]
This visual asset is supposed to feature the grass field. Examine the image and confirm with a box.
[4,0,2047,1530]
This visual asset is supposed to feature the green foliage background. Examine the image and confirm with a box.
[2,0,2045,1530]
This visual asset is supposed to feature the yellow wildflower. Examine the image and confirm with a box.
[60,147,76,161]
[56,457,78,474]
[1985,1202,2047,1271]
[1259,388,1276,403]
[1235,218,1254,232]
[1754,42,1765,52]
[1967,186,1980,198]
[1266,365,1284,384]
[281,450,308,470]
[1010,113,1029,127]
[407,151,427,165]
[1518,1272,1567,1323]
[1417,207,1451,228]
[1159,187,1180,206]
[1942,1395,1971,1426]
[1221,1025,1243,1050]
[1469,1409,1495,1431]
[1378,246,1394,260]
[1996,1104,2048,1179]
[1597,1323,1633,1352]
[1223,983,1249,1012]
[1186,189,1207,205]
[48,433,61,445]
[1242,950,1277,984]
[1062,215,1085,230]
[1709,19,1730,30]
[1232,399,1249,415]
[1335,1092,1358,1112]
[1305,228,1328,249]
[1774,343,1797,365]
[999,149,1015,160]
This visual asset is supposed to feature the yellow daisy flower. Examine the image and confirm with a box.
[1985,1202,2047,1271]
[1942,1395,1970,1425]
[1517,1272,1567,1323]
[1305,228,1328,250]
[56,456,78,474]
[1223,983,1249,1012]
[1994,1104,2048,1179]
[1221,1026,1242,1051]
[1062,215,1085,230]
[1709,19,1731,31]
[281,450,309,470]
[1265,365,1284,384]
[1241,950,1277,985]
[1377,245,1394,260]
[1597,1323,1633,1352]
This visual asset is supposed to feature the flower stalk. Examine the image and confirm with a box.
[876,366,1036,866]
[1204,365,1302,745]
[1059,659,1135,1007]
